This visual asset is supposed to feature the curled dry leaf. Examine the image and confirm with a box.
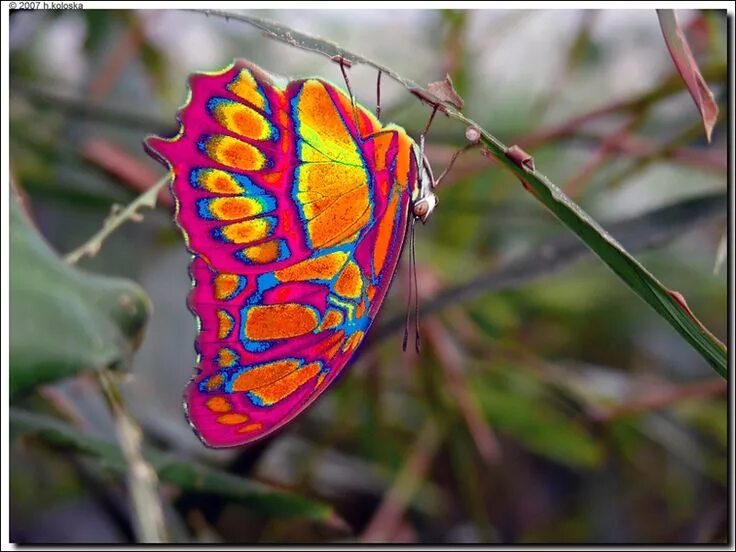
[411,74,465,112]
[657,9,719,142]
[426,73,464,110]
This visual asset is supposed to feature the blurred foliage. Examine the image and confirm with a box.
[9,185,150,397]
[8,8,728,545]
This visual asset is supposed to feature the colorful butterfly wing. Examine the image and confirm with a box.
[146,60,417,447]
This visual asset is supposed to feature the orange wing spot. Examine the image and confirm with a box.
[205,135,266,171]
[217,413,249,425]
[319,308,344,331]
[212,100,273,140]
[334,230,361,248]
[296,80,361,165]
[216,310,234,339]
[204,373,225,391]
[239,423,263,433]
[371,131,396,171]
[366,284,377,301]
[373,190,400,275]
[206,396,232,413]
[261,172,283,185]
[275,251,348,282]
[240,240,282,264]
[315,372,327,388]
[228,69,267,111]
[214,273,246,301]
[194,169,244,194]
[298,163,367,217]
[306,187,371,249]
[231,359,300,392]
[334,260,363,299]
[332,85,381,137]
[318,330,345,360]
[355,298,366,319]
[219,217,273,244]
[245,304,318,340]
[207,197,268,221]
[342,330,365,353]
[217,348,238,368]
[248,361,322,406]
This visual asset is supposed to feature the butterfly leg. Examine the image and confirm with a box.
[418,104,439,170]
[334,55,363,139]
[433,141,482,188]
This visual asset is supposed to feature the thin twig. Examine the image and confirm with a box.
[360,419,443,542]
[97,369,168,543]
[424,319,501,464]
[563,113,646,198]
[65,176,169,264]
[587,378,727,423]
[86,14,146,102]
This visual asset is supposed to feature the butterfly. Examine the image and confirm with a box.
[145,59,438,447]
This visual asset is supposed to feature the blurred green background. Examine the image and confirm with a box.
[8,8,728,544]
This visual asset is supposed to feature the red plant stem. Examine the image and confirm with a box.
[425,318,502,465]
[563,114,643,198]
[360,420,442,542]
[588,378,727,423]
[81,138,173,208]
[86,15,146,102]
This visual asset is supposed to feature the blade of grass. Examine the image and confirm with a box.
[188,11,727,378]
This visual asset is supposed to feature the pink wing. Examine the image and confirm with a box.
[146,60,417,447]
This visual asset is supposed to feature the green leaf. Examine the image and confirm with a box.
[9,185,152,397]
[10,408,337,521]
[471,373,603,468]
[195,10,726,378]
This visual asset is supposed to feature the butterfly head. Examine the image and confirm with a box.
[411,146,438,224]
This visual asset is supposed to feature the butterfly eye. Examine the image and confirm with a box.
[412,193,438,222]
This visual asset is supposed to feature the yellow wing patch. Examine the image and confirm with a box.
[296,80,361,166]
[204,135,266,171]
[228,68,268,112]
[218,217,274,245]
[210,99,275,141]
[240,240,284,264]
[193,168,245,194]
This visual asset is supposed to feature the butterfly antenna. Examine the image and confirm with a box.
[376,70,382,119]
[338,59,363,139]
[412,218,421,353]
[402,217,417,352]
